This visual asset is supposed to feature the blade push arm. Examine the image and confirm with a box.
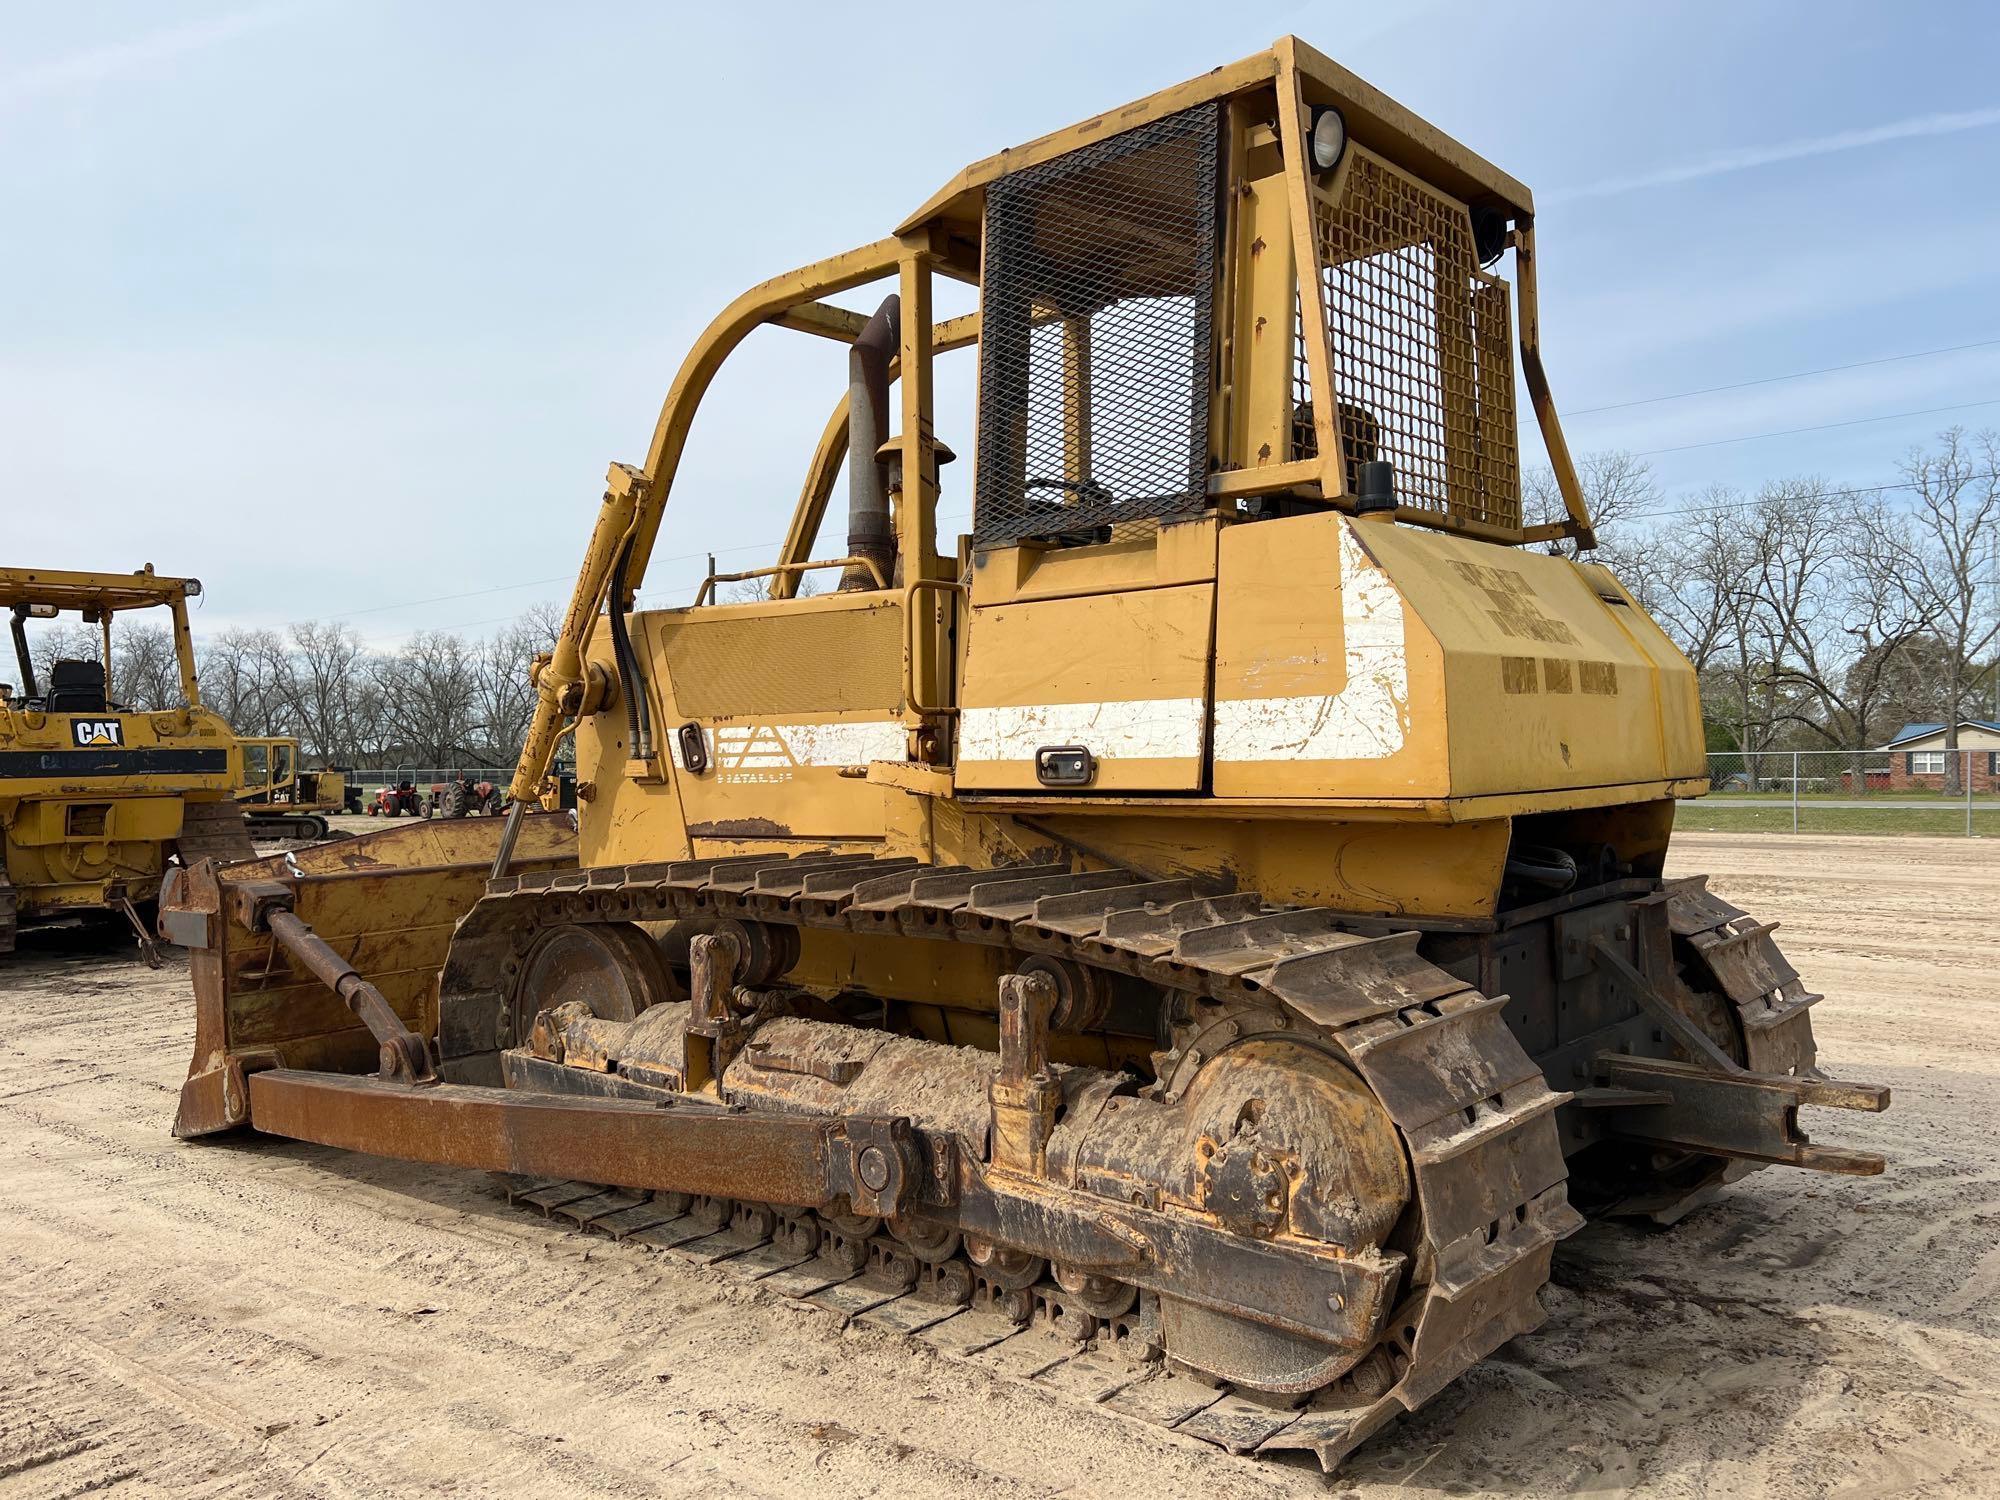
[504,463,646,807]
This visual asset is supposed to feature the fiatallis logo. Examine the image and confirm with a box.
[71,718,124,747]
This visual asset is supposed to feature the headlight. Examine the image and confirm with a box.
[1309,106,1348,174]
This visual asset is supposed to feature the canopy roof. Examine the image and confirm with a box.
[899,35,1535,241]
[0,566,200,615]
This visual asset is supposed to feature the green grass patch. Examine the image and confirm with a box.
[1677,803,2000,837]
[1706,789,2000,803]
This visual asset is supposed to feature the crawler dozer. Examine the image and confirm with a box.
[1,565,259,961]
[164,39,1888,1469]
[235,737,358,841]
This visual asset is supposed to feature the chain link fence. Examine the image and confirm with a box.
[1695,748,1998,836]
[343,766,512,795]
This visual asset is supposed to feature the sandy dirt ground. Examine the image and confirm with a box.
[1,831,1995,1498]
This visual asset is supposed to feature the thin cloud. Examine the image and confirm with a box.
[0,2,300,108]
[1551,106,2000,202]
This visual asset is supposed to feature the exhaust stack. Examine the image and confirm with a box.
[840,294,901,591]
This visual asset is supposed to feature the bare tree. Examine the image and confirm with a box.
[1563,457,1985,790]
[21,617,180,710]
[109,624,184,710]
[1638,487,1796,768]
[199,627,291,733]
[1735,481,1925,791]
[375,630,482,763]
[1866,428,2000,790]
[1852,632,1962,738]
[1632,485,1739,673]
[1523,450,1660,561]
[270,622,377,764]
[22,620,98,694]
[518,599,564,644]
[721,573,822,603]
[472,603,564,764]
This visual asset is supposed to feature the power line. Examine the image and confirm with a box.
[1619,470,2000,526]
[1630,398,2000,457]
[329,574,574,621]
[1562,337,2000,419]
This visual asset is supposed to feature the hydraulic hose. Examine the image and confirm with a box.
[608,536,650,759]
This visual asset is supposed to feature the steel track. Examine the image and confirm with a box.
[473,881,1824,1470]
[502,1172,1378,1462]
[447,859,1822,1467]
[1666,875,1823,1079]
[434,850,1611,1469]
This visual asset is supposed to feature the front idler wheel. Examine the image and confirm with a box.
[507,921,680,1047]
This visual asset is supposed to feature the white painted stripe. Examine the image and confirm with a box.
[665,519,1406,775]
[958,697,1207,764]
[672,719,907,771]
[771,721,909,766]
[1212,520,1409,762]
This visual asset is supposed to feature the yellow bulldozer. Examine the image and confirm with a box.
[1,565,257,961]
[234,736,360,840]
[160,39,1888,1470]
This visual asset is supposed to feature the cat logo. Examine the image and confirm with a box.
[71,718,124,747]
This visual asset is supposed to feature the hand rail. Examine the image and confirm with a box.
[693,555,887,607]
[902,578,967,718]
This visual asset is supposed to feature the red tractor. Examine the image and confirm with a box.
[432,775,504,818]
[365,780,425,818]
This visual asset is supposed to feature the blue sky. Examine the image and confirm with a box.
[3,1,1998,644]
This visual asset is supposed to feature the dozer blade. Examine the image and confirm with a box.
[165,811,577,1137]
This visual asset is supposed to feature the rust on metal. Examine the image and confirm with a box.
[686,818,794,839]
[263,909,433,1082]
[990,971,1059,1176]
[247,1070,846,1208]
[168,812,576,1136]
[1596,1054,1887,1175]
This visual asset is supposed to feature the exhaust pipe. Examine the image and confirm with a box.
[10,606,38,700]
[840,294,901,591]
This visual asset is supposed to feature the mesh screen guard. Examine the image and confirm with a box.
[973,106,1223,545]
[656,607,904,719]
[1301,147,1521,531]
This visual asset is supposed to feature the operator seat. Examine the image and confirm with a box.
[46,658,109,713]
